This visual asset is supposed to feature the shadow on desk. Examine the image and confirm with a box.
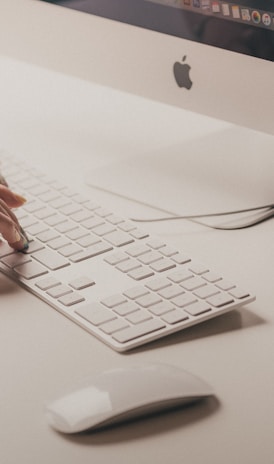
[60,396,220,445]
[130,307,265,354]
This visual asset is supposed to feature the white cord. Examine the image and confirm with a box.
[130,204,274,230]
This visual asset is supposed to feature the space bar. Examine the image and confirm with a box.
[112,319,165,343]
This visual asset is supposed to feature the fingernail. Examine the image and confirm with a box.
[13,192,27,203]
[11,227,29,250]
[21,236,29,250]
[12,228,21,243]
[20,227,29,246]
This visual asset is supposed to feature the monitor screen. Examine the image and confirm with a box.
[42,0,274,61]
[37,0,274,135]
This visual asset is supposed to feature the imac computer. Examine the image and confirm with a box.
[1,0,274,218]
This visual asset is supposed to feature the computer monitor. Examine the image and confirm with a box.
[39,0,274,135]
[2,0,274,216]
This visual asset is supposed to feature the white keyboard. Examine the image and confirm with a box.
[0,152,255,352]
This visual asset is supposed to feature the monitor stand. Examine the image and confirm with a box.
[85,124,274,221]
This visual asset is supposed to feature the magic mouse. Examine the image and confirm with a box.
[46,363,214,433]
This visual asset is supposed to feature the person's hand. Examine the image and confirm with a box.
[0,182,29,251]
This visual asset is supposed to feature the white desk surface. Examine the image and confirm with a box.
[0,55,273,464]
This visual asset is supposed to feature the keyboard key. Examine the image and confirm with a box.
[58,292,85,306]
[66,227,88,241]
[171,293,197,308]
[184,301,211,316]
[14,209,28,220]
[93,223,116,237]
[101,294,127,308]
[100,318,129,335]
[146,238,165,250]
[194,285,220,299]
[35,276,61,290]
[126,243,150,257]
[58,243,82,257]
[123,286,150,300]
[229,287,250,299]
[150,258,176,273]
[48,237,71,250]
[83,201,100,211]
[118,221,136,232]
[14,261,48,279]
[168,269,193,283]
[55,221,78,234]
[72,194,89,204]
[95,207,112,218]
[181,277,206,291]
[22,240,45,254]
[161,309,189,325]
[36,230,60,243]
[145,277,172,292]
[126,309,152,324]
[104,251,129,265]
[216,280,236,291]
[138,250,162,265]
[172,253,191,264]
[188,262,209,275]
[59,203,82,216]
[136,293,162,308]
[49,197,71,209]
[69,276,95,290]
[1,253,31,269]
[159,246,178,257]
[76,303,116,325]
[158,285,184,300]
[128,266,154,281]
[113,301,139,316]
[39,191,60,202]
[82,216,105,230]
[70,242,113,262]
[47,285,73,298]
[207,294,234,307]
[116,259,141,273]
[76,234,100,247]
[106,214,124,225]
[20,215,38,228]
[70,210,93,223]
[28,184,49,196]
[32,248,70,270]
[35,207,55,220]
[26,223,48,235]
[148,300,174,316]
[45,214,66,227]
[130,229,149,240]
[23,200,44,213]
[105,230,134,247]
[202,271,222,283]
[112,319,166,343]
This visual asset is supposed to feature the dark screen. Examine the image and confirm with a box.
[41,0,274,61]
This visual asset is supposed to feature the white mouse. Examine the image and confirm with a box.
[46,363,214,433]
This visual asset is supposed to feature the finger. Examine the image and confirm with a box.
[0,200,29,249]
[0,212,28,251]
[0,198,21,228]
[0,185,26,208]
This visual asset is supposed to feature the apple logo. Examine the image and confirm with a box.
[173,55,193,90]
